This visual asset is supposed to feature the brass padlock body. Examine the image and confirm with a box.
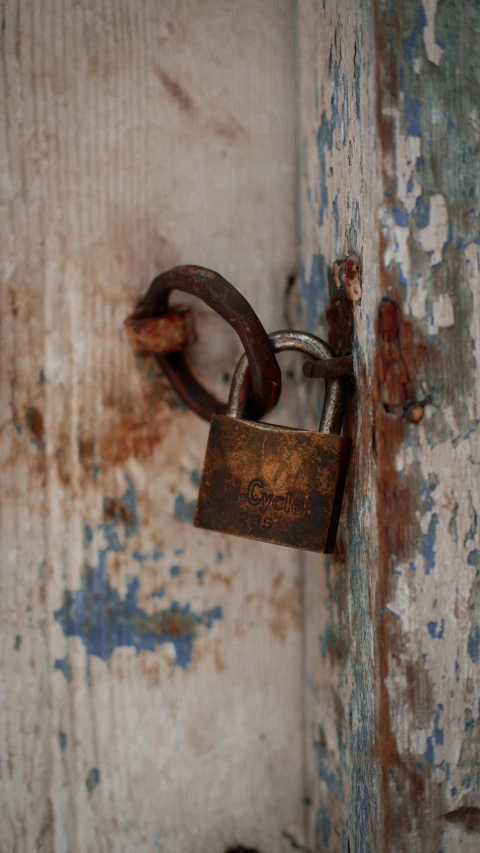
[194,415,351,553]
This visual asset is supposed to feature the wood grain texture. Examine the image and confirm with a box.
[298,0,480,850]
[0,2,303,851]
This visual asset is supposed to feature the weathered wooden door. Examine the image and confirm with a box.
[1,2,478,852]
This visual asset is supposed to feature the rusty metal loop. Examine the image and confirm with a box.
[140,265,282,422]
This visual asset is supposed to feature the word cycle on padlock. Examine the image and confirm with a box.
[194,330,351,553]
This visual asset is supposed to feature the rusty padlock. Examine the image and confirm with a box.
[194,331,351,552]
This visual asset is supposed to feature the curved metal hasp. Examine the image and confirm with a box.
[137,265,281,422]
[194,331,351,553]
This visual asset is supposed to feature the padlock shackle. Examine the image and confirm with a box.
[227,330,345,435]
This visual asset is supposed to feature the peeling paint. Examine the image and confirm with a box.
[421,0,444,66]
[190,469,201,487]
[300,254,328,332]
[54,654,72,682]
[418,193,449,265]
[85,767,100,793]
[173,493,197,524]
[422,513,438,574]
[55,557,223,670]
[54,477,223,670]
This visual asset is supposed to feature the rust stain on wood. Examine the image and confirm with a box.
[210,114,249,142]
[374,297,439,849]
[268,583,301,642]
[103,498,134,527]
[26,406,45,448]
[327,270,354,357]
[373,3,443,840]
[78,381,175,471]
[153,65,195,114]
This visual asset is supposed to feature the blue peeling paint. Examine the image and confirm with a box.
[86,767,100,793]
[300,254,328,332]
[317,111,332,226]
[174,548,185,556]
[55,555,223,670]
[54,476,223,670]
[102,523,124,554]
[133,547,164,562]
[190,469,201,488]
[433,705,444,744]
[467,627,480,663]
[424,736,435,765]
[393,207,409,227]
[464,708,474,732]
[132,551,149,563]
[151,588,166,599]
[58,731,67,750]
[450,786,457,797]
[315,805,331,848]
[467,549,479,566]
[403,8,427,61]
[455,657,460,682]
[174,493,196,524]
[415,195,431,229]
[313,732,338,796]
[422,513,439,574]
[55,655,72,682]
[420,478,437,513]
[316,60,351,227]
[170,564,181,578]
[427,619,445,639]
[464,520,477,546]
[404,92,421,137]
[196,570,205,579]
[216,551,224,562]
[83,524,93,546]
[319,623,336,660]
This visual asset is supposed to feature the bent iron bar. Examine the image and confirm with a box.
[126,265,354,422]
[139,265,282,422]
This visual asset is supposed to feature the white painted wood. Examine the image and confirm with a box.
[0,3,304,851]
